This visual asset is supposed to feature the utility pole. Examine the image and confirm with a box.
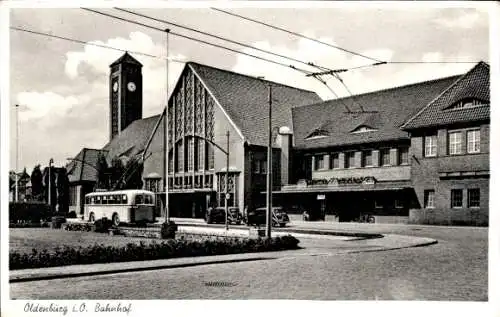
[48,158,54,213]
[266,84,273,238]
[225,131,230,231]
[164,28,171,223]
[15,104,19,202]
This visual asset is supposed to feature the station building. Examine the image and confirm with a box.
[68,52,489,225]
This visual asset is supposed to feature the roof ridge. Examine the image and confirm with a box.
[187,61,319,95]
[293,73,464,110]
[401,61,487,129]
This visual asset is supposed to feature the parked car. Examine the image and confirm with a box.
[205,207,243,225]
[246,207,290,227]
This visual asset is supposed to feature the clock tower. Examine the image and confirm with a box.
[109,52,143,141]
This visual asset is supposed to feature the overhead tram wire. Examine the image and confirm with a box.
[210,7,384,64]
[81,8,320,76]
[81,9,353,111]
[114,7,334,74]
[10,26,185,63]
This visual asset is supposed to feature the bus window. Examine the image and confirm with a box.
[96,196,101,204]
[145,194,152,205]
[122,195,128,204]
[135,194,144,205]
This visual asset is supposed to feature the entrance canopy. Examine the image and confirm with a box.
[267,180,412,194]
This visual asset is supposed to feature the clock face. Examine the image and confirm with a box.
[127,82,136,92]
[112,82,118,92]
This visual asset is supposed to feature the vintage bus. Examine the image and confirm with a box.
[84,190,156,226]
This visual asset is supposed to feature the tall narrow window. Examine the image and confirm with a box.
[197,139,204,171]
[261,160,267,174]
[176,141,184,172]
[380,148,390,166]
[467,188,480,208]
[451,189,463,208]
[331,153,340,169]
[424,190,435,208]
[448,131,462,155]
[467,129,481,153]
[187,138,194,171]
[206,142,214,170]
[424,134,437,157]
[362,150,373,167]
[398,147,409,165]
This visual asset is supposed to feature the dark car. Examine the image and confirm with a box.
[205,207,243,225]
[246,207,290,227]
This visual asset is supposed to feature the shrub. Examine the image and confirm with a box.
[9,234,300,270]
[62,222,94,232]
[50,216,66,229]
[9,202,51,223]
[160,221,178,239]
[94,218,112,233]
[9,221,50,228]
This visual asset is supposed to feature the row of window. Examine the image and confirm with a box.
[424,128,480,157]
[85,194,154,205]
[313,147,409,171]
[173,138,215,173]
[423,188,480,209]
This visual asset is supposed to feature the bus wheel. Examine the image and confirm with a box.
[89,212,95,223]
[112,213,120,227]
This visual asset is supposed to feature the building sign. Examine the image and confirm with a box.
[300,176,377,187]
[317,194,326,200]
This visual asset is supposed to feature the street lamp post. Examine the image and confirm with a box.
[15,104,19,202]
[225,131,230,231]
[48,158,54,213]
[266,84,273,238]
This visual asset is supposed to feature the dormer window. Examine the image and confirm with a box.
[351,125,378,133]
[445,98,487,111]
[306,129,329,140]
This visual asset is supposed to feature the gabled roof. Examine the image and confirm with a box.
[67,148,107,183]
[293,75,461,150]
[402,62,490,130]
[188,62,322,147]
[102,114,161,163]
[110,52,143,67]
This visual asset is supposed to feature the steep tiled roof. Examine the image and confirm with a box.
[293,75,461,150]
[188,62,322,146]
[402,62,490,130]
[67,148,107,183]
[102,114,161,163]
[110,52,143,67]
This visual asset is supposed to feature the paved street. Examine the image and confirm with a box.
[10,224,487,300]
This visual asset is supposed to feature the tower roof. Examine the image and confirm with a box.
[110,52,143,67]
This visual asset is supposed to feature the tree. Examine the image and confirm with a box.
[109,157,125,189]
[95,153,109,190]
[30,165,43,201]
[56,167,70,216]
[43,166,57,213]
[121,157,144,190]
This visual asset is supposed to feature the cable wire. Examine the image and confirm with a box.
[210,7,384,64]
[81,8,319,75]
[10,26,184,63]
[114,7,332,73]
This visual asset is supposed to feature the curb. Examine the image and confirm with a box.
[346,238,438,254]
[152,222,384,239]
[10,256,276,284]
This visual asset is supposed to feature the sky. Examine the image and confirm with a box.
[6,3,491,173]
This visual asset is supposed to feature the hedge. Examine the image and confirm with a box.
[9,202,51,223]
[9,235,300,270]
